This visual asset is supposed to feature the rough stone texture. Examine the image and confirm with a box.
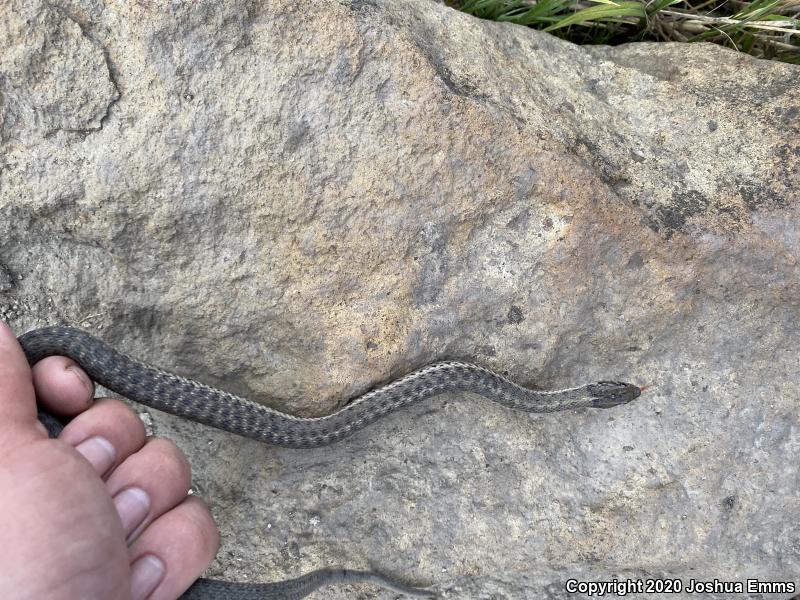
[1,0,798,598]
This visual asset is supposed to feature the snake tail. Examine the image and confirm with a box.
[181,568,436,600]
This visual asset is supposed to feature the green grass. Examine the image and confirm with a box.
[450,0,800,63]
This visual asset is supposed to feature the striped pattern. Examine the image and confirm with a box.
[19,325,640,600]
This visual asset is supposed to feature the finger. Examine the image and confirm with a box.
[31,355,95,417]
[106,437,192,542]
[59,398,147,477]
[128,496,219,600]
[0,321,41,443]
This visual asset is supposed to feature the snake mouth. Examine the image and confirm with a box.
[588,381,642,408]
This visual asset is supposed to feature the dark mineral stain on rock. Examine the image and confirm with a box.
[507,305,525,324]
[737,180,787,211]
[655,189,710,237]
[722,495,737,511]
[625,252,644,269]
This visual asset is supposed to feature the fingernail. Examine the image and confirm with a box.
[113,487,150,538]
[74,436,116,475]
[65,364,94,395]
[130,554,165,600]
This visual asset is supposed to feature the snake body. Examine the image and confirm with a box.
[19,326,641,599]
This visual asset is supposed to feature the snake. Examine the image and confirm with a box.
[18,325,642,600]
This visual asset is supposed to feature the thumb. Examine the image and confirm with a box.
[0,321,43,446]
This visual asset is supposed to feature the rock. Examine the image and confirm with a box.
[0,0,798,598]
[0,0,118,137]
[0,264,11,293]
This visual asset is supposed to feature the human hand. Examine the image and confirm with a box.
[0,321,219,600]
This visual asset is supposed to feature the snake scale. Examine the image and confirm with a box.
[19,326,642,600]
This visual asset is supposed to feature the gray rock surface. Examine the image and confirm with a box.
[1,0,798,598]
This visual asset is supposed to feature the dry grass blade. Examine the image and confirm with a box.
[452,0,800,62]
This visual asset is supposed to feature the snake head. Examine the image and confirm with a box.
[587,381,642,408]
